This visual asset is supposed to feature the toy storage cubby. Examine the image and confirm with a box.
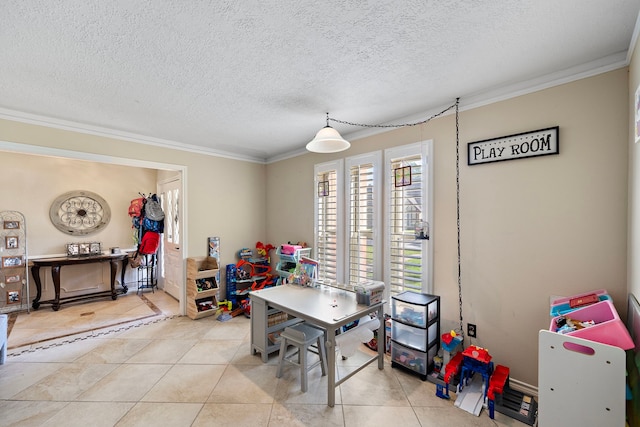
[250,294,304,362]
[186,256,220,320]
[391,291,440,380]
[275,245,312,278]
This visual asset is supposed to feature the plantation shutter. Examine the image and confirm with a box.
[385,142,433,296]
[314,161,344,283]
[346,152,382,285]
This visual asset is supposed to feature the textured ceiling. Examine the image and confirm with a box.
[1,1,639,162]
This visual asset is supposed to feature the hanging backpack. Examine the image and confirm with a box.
[145,194,164,221]
[139,231,160,254]
[143,217,164,233]
[128,197,145,217]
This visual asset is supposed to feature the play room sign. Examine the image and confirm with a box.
[467,126,559,166]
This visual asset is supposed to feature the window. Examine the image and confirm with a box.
[313,141,433,296]
[346,153,382,284]
[314,160,344,283]
[385,142,433,296]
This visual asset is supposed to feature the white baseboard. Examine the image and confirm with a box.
[509,377,538,397]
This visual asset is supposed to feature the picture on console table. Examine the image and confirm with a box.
[67,243,79,256]
[2,255,23,268]
[7,290,20,304]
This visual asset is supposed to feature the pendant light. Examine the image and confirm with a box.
[306,113,350,153]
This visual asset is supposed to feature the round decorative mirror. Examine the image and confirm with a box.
[49,190,111,236]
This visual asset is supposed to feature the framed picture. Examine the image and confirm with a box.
[67,243,79,256]
[5,273,21,284]
[90,242,102,255]
[2,256,23,268]
[79,243,91,255]
[318,180,329,197]
[5,236,18,249]
[3,220,19,230]
[394,166,411,187]
[7,290,20,304]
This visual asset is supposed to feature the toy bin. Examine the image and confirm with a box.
[549,299,634,350]
[392,340,428,375]
[549,289,611,316]
[391,292,438,328]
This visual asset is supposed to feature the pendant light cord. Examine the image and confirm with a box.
[455,98,464,343]
[327,102,457,128]
[325,99,464,340]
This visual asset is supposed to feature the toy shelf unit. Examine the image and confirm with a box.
[0,211,29,314]
[250,294,303,362]
[226,263,270,308]
[186,256,220,320]
[391,291,440,380]
[275,245,312,278]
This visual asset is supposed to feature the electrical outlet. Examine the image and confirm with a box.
[467,323,477,338]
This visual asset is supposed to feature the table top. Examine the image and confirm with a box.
[30,253,129,266]
[250,284,383,329]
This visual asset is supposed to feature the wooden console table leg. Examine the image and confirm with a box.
[109,259,119,300]
[120,257,128,294]
[51,265,62,311]
[31,265,42,310]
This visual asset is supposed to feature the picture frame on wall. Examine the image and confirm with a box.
[2,255,23,268]
[3,220,19,230]
[5,236,18,249]
[7,290,20,304]
[5,273,21,284]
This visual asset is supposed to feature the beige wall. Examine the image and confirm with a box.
[0,120,269,294]
[0,152,158,255]
[267,68,629,386]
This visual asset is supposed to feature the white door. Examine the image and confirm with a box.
[158,178,182,300]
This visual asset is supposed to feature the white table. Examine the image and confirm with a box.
[249,284,385,407]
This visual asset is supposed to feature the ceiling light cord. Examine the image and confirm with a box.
[326,101,457,129]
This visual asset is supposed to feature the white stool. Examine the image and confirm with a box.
[276,322,327,392]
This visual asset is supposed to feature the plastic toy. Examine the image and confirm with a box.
[217,300,232,311]
[255,241,275,262]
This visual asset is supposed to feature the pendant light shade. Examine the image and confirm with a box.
[306,125,351,153]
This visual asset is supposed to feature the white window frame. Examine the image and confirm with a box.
[384,141,434,297]
[345,152,383,283]
[313,160,345,284]
[313,141,433,298]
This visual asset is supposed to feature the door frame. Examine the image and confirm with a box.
[0,139,189,315]
[157,175,185,309]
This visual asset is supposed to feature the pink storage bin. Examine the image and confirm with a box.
[550,289,608,307]
[550,300,634,350]
[280,244,302,255]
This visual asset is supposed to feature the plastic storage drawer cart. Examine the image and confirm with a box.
[391,291,440,380]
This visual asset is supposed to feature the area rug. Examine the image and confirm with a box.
[6,293,165,350]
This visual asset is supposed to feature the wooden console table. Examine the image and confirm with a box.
[31,254,129,311]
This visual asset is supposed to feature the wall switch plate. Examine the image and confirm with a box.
[467,323,477,338]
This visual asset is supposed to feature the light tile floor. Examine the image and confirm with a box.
[0,290,530,426]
